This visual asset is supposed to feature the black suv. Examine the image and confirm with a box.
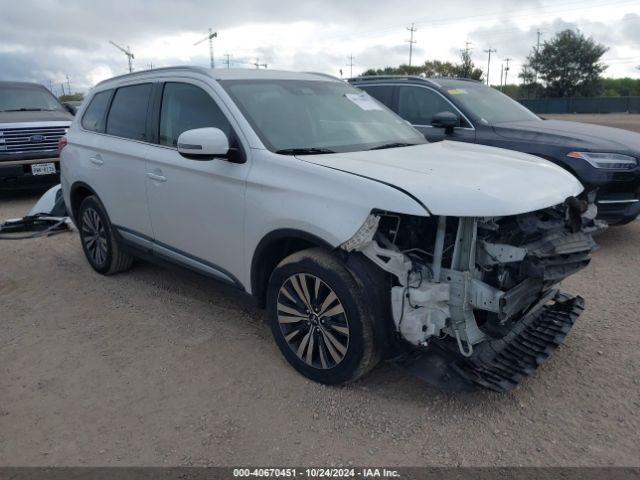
[0,81,73,190]
[350,76,640,225]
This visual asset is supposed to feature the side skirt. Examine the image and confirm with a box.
[113,225,254,302]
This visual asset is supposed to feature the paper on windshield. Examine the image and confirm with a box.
[345,93,384,111]
[447,89,468,95]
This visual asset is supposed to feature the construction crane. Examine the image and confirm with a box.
[109,41,134,73]
[194,28,218,68]
[253,58,267,69]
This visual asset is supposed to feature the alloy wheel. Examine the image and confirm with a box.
[81,207,108,266]
[276,273,350,369]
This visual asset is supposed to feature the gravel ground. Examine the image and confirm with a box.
[545,113,640,133]
[1,114,639,467]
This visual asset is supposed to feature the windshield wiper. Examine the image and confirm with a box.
[3,108,47,112]
[275,147,336,155]
[368,142,419,150]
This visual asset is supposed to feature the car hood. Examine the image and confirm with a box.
[298,141,583,217]
[493,119,640,152]
[0,110,73,124]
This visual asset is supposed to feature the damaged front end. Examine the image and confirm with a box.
[341,195,605,392]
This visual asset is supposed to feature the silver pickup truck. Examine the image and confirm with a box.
[0,81,73,190]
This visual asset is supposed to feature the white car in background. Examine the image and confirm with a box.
[60,67,601,392]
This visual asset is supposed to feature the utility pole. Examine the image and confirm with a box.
[499,63,504,91]
[109,41,134,73]
[224,53,232,69]
[483,48,496,85]
[48,80,53,94]
[503,58,512,88]
[406,23,417,67]
[60,83,65,97]
[66,74,71,95]
[194,28,218,68]
[347,54,355,78]
[534,28,543,84]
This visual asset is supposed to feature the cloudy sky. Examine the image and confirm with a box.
[1,0,639,94]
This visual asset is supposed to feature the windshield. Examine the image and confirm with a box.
[441,82,540,125]
[221,79,426,153]
[0,85,63,112]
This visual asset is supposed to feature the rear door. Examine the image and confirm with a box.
[144,80,250,287]
[96,83,154,237]
[396,85,475,143]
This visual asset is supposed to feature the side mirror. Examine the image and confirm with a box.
[177,127,229,160]
[431,111,459,134]
[63,103,76,115]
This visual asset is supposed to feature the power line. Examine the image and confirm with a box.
[313,0,635,45]
[406,23,417,66]
[483,48,497,85]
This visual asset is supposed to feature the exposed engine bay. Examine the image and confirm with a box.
[341,194,605,391]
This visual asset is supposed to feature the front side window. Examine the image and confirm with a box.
[159,82,231,147]
[106,83,152,141]
[221,79,425,153]
[0,85,63,112]
[398,86,465,127]
[81,90,112,132]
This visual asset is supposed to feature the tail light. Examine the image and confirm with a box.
[58,136,68,153]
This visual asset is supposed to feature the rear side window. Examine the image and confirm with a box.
[81,90,112,132]
[359,85,394,108]
[159,82,231,147]
[106,84,152,141]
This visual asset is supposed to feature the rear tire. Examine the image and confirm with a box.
[78,195,133,275]
[266,248,381,385]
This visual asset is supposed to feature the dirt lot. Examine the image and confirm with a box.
[545,113,640,134]
[1,115,639,467]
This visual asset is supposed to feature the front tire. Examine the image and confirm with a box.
[78,195,133,275]
[266,248,381,385]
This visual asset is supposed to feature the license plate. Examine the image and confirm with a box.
[31,163,56,175]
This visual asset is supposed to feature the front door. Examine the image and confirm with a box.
[144,81,249,287]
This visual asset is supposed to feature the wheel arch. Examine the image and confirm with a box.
[250,229,335,307]
[69,181,99,224]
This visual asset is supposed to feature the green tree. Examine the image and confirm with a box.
[362,52,483,81]
[59,92,84,102]
[454,49,483,80]
[527,29,608,97]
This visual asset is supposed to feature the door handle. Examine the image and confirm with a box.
[89,154,104,166]
[147,172,167,183]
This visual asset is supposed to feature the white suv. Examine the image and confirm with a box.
[61,67,601,392]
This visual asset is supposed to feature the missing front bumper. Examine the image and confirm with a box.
[394,293,585,392]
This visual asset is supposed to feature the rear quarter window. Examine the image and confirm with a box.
[106,84,152,141]
[81,90,112,132]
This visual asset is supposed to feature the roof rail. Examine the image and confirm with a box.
[349,75,483,85]
[303,71,343,82]
[95,66,213,87]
